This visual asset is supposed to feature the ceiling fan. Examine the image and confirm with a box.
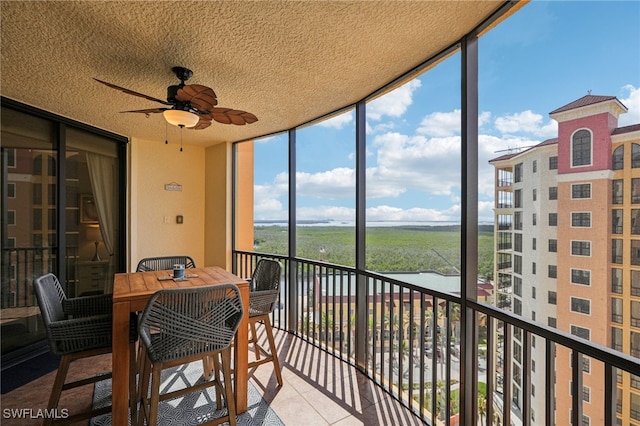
[94,66,258,130]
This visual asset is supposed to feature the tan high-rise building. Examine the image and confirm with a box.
[490,95,640,425]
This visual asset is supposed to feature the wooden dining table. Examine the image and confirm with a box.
[111,266,250,425]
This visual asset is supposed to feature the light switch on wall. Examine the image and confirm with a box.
[176,215,183,224]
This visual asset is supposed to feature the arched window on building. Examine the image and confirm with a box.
[632,143,640,168]
[613,145,624,170]
[572,129,591,167]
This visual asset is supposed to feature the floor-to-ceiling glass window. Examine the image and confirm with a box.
[365,61,462,288]
[0,102,126,364]
[65,127,122,296]
[364,53,462,423]
[249,133,289,256]
[1,107,56,358]
[295,110,356,266]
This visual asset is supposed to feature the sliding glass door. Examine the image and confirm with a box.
[0,101,127,364]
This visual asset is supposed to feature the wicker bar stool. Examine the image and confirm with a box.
[32,273,138,425]
[136,284,244,426]
[247,258,283,386]
[135,255,196,272]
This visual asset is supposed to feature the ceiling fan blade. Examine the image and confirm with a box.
[192,117,212,130]
[176,84,217,111]
[119,108,169,114]
[205,108,258,125]
[94,78,171,106]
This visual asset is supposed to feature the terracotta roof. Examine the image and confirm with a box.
[537,138,559,147]
[549,94,618,115]
[612,123,640,135]
[488,153,516,162]
[488,138,558,163]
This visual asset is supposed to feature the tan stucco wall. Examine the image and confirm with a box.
[128,138,252,272]
[129,137,206,271]
[204,143,232,269]
[235,141,255,253]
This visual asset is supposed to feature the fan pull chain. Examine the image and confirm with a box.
[165,121,168,144]
[179,125,184,152]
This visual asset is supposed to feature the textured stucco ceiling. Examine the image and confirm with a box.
[1,1,511,147]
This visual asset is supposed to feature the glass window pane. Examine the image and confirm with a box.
[65,126,121,296]
[241,133,290,257]
[296,110,355,266]
[1,107,55,356]
[365,55,461,293]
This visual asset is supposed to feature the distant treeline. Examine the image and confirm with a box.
[389,224,494,233]
[254,225,495,280]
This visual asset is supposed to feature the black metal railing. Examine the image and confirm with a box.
[234,250,640,426]
[0,247,56,309]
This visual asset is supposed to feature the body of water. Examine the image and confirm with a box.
[255,220,485,228]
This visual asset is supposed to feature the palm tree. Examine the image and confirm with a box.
[478,394,487,426]
[449,302,461,344]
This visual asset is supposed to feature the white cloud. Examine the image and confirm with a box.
[254,183,285,219]
[296,168,355,199]
[478,201,496,223]
[317,110,353,129]
[619,84,640,126]
[367,79,422,121]
[366,204,460,222]
[296,205,355,221]
[416,109,498,137]
[367,121,397,134]
[478,111,492,128]
[369,131,461,197]
[494,110,557,137]
[417,109,461,137]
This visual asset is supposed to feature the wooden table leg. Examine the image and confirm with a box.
[112,301,131,425]
[234,285,249,413]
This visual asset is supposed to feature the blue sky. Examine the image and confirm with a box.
[253,1,640,224]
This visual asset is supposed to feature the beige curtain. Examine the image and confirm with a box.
[86,152,115,256]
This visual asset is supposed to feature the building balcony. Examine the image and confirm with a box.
[2,250,638,425]
[231,251,640,426]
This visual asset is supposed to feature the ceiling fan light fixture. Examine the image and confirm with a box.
[163,109,200,128]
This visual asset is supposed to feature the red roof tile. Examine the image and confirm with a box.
[549,94,618,115]
[489,138,558,163]
[612,123,640,135]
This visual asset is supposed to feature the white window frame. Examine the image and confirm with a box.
[571,128,593,168]
[570,324,591,340]
[571,240,591,257]
[570,268,591,286]
[570,297,591,316]
[571,211,592,228]
[571,183,592,199]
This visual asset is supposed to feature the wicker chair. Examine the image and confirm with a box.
[247,258,283,386]
[32,273,137,425]
[135,255,196,272]
[136,285,244,426]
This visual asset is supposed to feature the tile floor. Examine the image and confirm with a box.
[1,328,424,425]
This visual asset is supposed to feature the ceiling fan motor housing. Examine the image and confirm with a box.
[172,66,193,83]
[167,85,183,105]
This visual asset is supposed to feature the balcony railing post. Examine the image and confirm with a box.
[604,364,617,426]
[571,350,583,426]
[460,30,479,426]
[355,100,367,369]
[546,340,556,425]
